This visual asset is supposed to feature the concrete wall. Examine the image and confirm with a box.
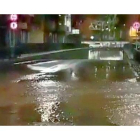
[134,49,140,62]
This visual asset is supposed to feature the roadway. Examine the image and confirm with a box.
[0,44,140,125]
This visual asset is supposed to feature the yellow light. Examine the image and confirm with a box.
[129,26,138,37]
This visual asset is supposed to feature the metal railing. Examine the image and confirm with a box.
[82,41,129,48]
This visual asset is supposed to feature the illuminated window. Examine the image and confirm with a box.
[129,26,138,37]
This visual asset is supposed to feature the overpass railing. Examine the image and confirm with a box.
[82,41,129,48]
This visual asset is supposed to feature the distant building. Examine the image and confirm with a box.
[0,15,7,48]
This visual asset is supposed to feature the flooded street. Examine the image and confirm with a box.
[0,49,140,126]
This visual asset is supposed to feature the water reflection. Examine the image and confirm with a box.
[88,49,123,60]
[33,80,60,123]
[0,54,140,125]
[105,91,140,125]
[13,59,136,125]
[28,79,73,125]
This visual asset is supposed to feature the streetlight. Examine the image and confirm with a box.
[90,36,94,40]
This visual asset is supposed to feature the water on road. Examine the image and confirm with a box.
[0,49,140,126]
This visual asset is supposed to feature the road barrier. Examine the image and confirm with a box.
[82,41,129,48]
[0,43,89,59]
[0,42,138,62]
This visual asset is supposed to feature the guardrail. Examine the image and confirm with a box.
[82,41,129,48]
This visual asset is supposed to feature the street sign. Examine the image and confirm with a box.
[10,14,18,30]
[10,14,18,21]
[10,22,17,29]
[133,22,140,30]
[72,29,80,34]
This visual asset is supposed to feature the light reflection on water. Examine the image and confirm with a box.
[0,59,140,125]
[31,79,74,125]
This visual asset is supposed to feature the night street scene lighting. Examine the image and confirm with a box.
[0,14,140,126]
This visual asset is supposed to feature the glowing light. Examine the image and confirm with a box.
[10,22,17,29]
[129,26,138,37]
[72,29,79,34]
[59,14,61,17]
[114,27,116,29]
[133,22,140,30]
[66,21,70,26]
[106,28,108,30]
[90,36,94,39]
[59,23,62,25]
[123,24,125,26]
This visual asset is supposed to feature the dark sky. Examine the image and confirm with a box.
[117,15,127,22]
